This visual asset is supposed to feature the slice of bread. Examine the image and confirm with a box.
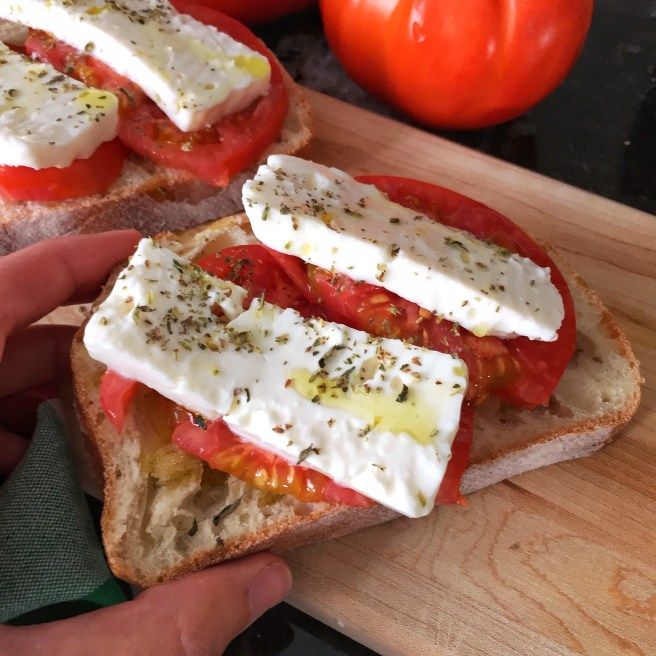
[71,214,642,587]
[0,72,311,255]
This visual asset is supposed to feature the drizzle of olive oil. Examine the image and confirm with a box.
[234,55,270,79]
[85,4,107,15]
[453,365,467,378]
[290,369,439,445]
[133,387,178,477]
[154,26,270,81]
[470,324,491,337]
[76,88,117,111]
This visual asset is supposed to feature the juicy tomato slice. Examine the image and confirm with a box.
[0,139,125,202]
[197,245,323,317]
[100,370,140,433]
[436,403,473,505]
[100,364,470,507]
[201,245,476,505]
[24,31,145,111]
[100,368,375,507]
[300,264,520,403]
[356,175,576,408]
[191,0,315,25]
[173,418,375,507]
[25,0,288,187]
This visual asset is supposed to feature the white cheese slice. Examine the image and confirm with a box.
[243,155,566,342]
[83,238,469,518]
[0,43,118,169]
[0,0,271,132]
[0,18,27,45]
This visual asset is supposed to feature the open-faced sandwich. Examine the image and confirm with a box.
[72,155,641,586]
[0,1,311,253]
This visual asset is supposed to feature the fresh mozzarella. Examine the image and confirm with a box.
[84,238,468,518]
[0,18,27,45]
[0,43,118,169]
[243,155,566,342]
[0,0,270,132]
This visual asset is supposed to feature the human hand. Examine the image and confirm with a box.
[0,552,292,655]
[0,232,293,654]
[0,231,141,476]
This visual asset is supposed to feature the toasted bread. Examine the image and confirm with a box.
[71,214,641,587]
[0,72,311,255]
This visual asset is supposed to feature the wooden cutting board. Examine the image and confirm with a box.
[281,91,656,656]
[49,89,656,655]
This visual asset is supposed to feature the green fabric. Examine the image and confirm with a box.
[8,579,128,626]
[0,403,126,623]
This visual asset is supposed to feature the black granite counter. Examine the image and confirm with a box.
[227,3,655,655]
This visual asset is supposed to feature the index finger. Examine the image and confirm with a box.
[0,231,140,339]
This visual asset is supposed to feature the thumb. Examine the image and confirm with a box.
[0,553,291,656]
[135,552,292,654]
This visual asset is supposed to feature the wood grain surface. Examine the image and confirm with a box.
[282,91,655,656]
[47,90,655,655]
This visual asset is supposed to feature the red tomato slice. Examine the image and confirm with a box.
[322,480,378,507]
[260,248,318,300]
[100,368,375,507]
[356,176,576,408]
[0,139,125,202]
[436,403,473,505]
[298,264,520,403]
[197,246,322,317]
[203,244,476,505]
[25,1,288,187]
[173,418,375,507]
[100,370,140,433]
[193,0,315,24]
[101,363,471,507]
[24,31,146,111]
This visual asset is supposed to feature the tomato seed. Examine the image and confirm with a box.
[370,293,390,305]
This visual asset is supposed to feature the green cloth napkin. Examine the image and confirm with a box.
[0,403,127,624]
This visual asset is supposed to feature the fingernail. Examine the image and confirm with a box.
[249,561,292,618]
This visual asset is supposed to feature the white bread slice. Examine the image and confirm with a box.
[71,214,641,587]
[0,71,311,255]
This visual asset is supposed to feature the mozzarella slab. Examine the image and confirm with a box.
[243,155,566,341]
[0,0,270,132]
[0,43,118,169]
[84,239,469,518]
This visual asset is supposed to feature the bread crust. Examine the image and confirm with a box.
[71,214,642,588]
[0,70,312,254]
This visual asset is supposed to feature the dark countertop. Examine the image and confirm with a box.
[263,1,656,216]
[227,3,655,655]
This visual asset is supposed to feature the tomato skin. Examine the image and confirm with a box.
[356,175,576,408]
[173,418,375,507]
[100,371,140,433]
[25,31,146,111]
[190,0,314,24]
[99,368,376,507]
[0,139,125,202]
[322,480,377,507]
[320,0,593,129]
[25,1,288,187]
[197,245,322,317]
[436,403,473,505]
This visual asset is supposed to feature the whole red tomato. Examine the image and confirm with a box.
[320,0,594,129]
[191,0,314,23]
